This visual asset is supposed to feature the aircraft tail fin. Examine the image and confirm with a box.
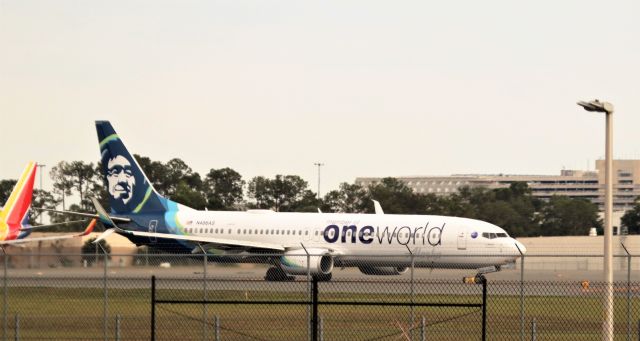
[96,121,170,215]
[0,162,37,240]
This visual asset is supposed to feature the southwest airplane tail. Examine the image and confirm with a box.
[93,120,526,282]
[0,163,97,245]
[0,162,37,241]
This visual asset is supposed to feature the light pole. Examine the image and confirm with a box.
[314,162,324,200]
[578,99,614,341]
[36,164,46,224]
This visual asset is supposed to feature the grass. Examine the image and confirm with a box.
[1,282,639,340]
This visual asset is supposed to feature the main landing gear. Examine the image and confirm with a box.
[264,267,294,281]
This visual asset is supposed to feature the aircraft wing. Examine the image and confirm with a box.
[0,219,97,245]
[34,207,131,223]
[20,219,89,231]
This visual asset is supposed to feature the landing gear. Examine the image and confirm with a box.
[264,267,294,281]
[474,274,486,284]
[463,265,498,284]
[312,273,332,282]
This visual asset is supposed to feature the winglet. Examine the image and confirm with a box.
[80,219,97,236]
[90,197,117,228]
[372,200,384,214]
[93,228,116,244]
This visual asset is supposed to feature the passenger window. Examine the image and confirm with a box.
[305,231,309,235]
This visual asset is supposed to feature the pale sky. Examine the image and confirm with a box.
[1,1,639,197]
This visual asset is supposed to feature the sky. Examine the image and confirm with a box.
[1,0,639,197]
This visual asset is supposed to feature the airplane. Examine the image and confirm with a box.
[0,162,96,246]
[91,120,526,281]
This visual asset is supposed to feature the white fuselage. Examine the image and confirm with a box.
[172,209,524,269]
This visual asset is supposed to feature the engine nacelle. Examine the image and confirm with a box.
[279,248,334,276]
[358,266,409,276]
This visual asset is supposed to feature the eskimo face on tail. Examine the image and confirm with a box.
[101,150,146,214]
[106,155,136,204]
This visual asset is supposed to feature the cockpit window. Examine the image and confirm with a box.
[481,231,509,239]
[481,232,500,239]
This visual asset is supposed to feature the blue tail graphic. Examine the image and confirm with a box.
[96,121,169,215]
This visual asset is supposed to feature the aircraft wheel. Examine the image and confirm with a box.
[474,274,486,284]
[265,267,291,281]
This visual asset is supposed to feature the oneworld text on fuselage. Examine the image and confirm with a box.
[322,223,445,246]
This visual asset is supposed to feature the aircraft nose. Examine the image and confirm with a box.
[513,239,526,254]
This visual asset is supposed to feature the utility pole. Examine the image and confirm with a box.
[577,99,614,341]
[313,163,324,200]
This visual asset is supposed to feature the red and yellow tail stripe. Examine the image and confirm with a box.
[0,162,37,241]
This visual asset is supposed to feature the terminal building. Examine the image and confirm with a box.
[355,160,640,213]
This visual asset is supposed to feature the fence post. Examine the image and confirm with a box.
[300,244,311,341]
[622,244,631,341]
[515,243,525,341]
[421,316,426,341]
[13,315,18,341]
[151,276,156,341]
[97,243,109,341]
[481,277,487,341]
[214,315,220,341]
[408,247,415,339]
[312,277,319,341]
[203,252,208,341]
[115,314,121,341]
[319,315,324,341]
[531,318,537,341]
[3,249,8,341]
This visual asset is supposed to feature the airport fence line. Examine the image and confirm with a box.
[1,252,640,340]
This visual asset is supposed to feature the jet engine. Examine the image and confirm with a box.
[279,248,334,276]
[358,266,409,276]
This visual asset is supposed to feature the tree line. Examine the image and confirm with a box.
[5,155,639,237]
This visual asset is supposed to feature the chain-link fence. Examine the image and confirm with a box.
[1,251,640,340]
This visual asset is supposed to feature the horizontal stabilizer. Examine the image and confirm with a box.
[0,219,96,245]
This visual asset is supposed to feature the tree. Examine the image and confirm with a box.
[50,161,74,210]
[81,237,112,266]
[66,161,98,211]
[247,175,317,212]
[620,198,640,234]
[247,176,271,209]
[539,196,601,236]
[0,179,17,204]
[322,183,367,213]
[204,168,244,210]
[29,189,59,223]
[361,178,428,214]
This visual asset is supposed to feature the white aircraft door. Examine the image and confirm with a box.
[457,232,466,250]
[149,220,158,243]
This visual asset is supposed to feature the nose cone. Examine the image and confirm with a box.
[514,239,527,254]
